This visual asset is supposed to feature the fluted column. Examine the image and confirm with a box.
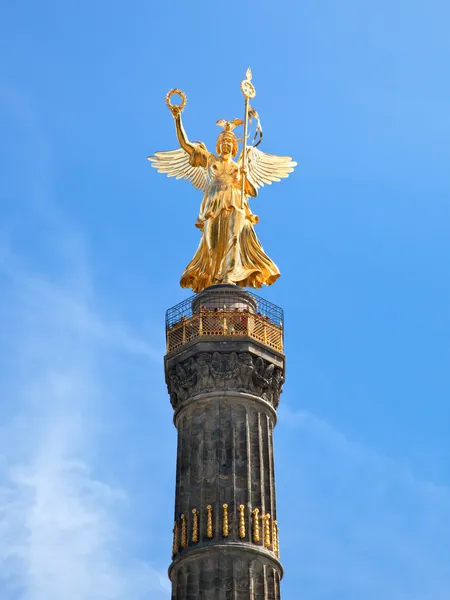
[165,286,285,599]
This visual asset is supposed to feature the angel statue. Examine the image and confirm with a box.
[148,73,296,293]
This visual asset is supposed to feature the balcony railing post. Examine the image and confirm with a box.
[199,306,203,336]
[222,305,227,334]
[182,316,186,344]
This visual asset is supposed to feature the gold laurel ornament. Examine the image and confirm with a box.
[206,505,213,538]
[273,520,279,557]
[263,514,271,549]
[165,88,187,116]
[180,514,188,548]
[239,504,246,539]
[252,508,260,543]
[222,504,229,537]
[172,521,179,557]
[192,509,199,543]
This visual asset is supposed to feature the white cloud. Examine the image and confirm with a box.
[277,405,450,600]
[0,82,169,599]
[0,252,169,600]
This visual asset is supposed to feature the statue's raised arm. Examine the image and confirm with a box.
[169,90,196,157]
[148,90,210,192]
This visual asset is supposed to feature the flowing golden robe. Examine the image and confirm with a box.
[180,146,280,293]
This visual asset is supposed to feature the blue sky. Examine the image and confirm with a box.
[1,1,449,598]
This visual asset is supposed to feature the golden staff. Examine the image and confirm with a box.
[240,68,256,209]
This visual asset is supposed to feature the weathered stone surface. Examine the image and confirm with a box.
[165,289,285,600]
[173,397,277,536]
[170,547,282,600]
[166,349,284,411]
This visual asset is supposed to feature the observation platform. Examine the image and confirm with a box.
[165,285,284,354]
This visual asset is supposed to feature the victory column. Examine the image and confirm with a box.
[149,69,296,599]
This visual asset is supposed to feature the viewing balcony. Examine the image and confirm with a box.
[166,286,284,354]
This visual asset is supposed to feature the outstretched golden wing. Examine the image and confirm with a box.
[244,146,297,190]
[147,144,209,192]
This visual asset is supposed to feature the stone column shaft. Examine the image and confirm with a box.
[165,287,285,599]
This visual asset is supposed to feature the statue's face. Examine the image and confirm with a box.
[220,140,232,157]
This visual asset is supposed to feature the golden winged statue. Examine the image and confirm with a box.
[148,78,296,293]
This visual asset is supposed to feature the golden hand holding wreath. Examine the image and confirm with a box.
[166,89,186,118]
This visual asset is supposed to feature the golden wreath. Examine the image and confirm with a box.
[165,88,187,113]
